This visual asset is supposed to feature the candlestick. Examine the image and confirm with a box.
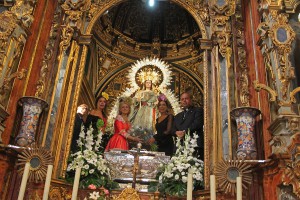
[236,176,242,200]
[42,165,53,200]
[71,167,81,200]
[187,168,193,200]
[18,162,30,200]
[210,175,216,200]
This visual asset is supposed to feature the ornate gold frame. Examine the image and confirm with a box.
[51,0,220,190]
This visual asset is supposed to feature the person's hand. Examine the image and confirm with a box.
[148,137,155,144]
[176,131,185,138]
[134,136,143,143]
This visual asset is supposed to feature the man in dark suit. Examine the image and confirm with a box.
[71,104,89,153]
[172,92,204,159]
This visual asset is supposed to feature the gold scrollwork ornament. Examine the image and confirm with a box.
[269,13,295,54]
[253,80,278,102]
[10,0,35,28]
[62,0,91,30]
[289,87,300,104]
[49,187,69,199]
[112,187,141,200]
[35,10,60,98]
[282,133,300,198]
[62,0,91,11]
[209,0,236,16]
[215,31,232,66]
[0,12,17,40]
[59,25,75,53]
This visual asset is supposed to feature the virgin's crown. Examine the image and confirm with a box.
[137,67,161,85]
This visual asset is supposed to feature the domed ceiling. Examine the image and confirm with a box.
[105,0,200,44]
[92,0,203,59]
[89,1,205,107]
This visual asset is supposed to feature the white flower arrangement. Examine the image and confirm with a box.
[83,191,108,200]
[150,132,204,197]
[84,191,101,200]
[67,125,114,189]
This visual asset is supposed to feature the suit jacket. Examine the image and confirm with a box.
[172,106,204,149]
[71,114,93,153]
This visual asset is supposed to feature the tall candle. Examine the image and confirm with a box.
[18,162,30,200]
[71,167,82,200]
[210,175,216,200]
[187,168,193,200]
[236,176,242,200]
[42,165,53,200]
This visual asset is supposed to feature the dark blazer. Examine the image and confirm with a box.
[71,114,93,153]
[172,106,204,150]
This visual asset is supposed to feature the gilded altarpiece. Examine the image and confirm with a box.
[46,0,217,189]
[2,0,291,199]
[38,0,249,196]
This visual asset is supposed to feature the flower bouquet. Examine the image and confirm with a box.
[67,125,118,190]
[149,132,204,197]
[84,189,109,200]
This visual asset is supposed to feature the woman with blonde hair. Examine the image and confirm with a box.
[105,98,141,151]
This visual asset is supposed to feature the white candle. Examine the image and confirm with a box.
[42,165,53,200]
[187,168,193,200]
[71,167,82,200]
[210,175,216,200]
[236,176,242,200]
[18,162,30,200]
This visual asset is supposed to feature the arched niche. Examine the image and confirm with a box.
[49,0,220,190]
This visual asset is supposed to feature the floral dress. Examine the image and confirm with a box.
[105,115,131,151]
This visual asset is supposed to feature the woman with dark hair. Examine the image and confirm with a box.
[86,92,110,152]
[149,95,174,156]
[105,99,141,151]
[89,93,109,131]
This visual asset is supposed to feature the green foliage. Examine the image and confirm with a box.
[66,125,119,191]
[148,132,204,197]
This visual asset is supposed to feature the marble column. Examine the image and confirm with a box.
[231,107,261,159]
[15,97,48,147]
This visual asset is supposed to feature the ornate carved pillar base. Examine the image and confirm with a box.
[0,103,9,143]
[15,97,48,147]
[0,146,18,199]
[282,133,300,198]
[262,119,300,199]
[268,115,300,154]
[231,107,261,159]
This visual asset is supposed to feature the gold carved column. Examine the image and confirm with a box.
[41,0,93,179]
[256,5,299,155]
[256,1,300,199]
[209,0,237,162]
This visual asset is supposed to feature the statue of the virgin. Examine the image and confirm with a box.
[130,68,160,133]
[107,58,181,143]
